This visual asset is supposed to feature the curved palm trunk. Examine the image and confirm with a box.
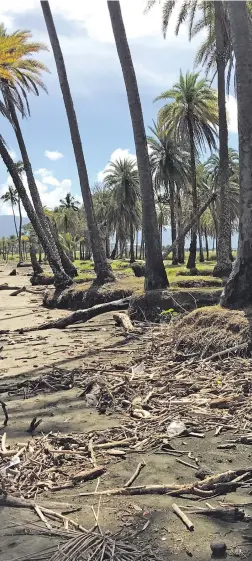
[47,217,77,277]
[176,189,184,263]
[213,0,232,278]
[0,140,72,286]
[41,1,115,285]
[110,234,118,260]
[17,197,23,262]
[204,229,209,261]
[7,99,68,278]
[30,244,43,275]
[221,1,252,308]
[187,119,198,270]
[107,1,168,290]
[169,178,178,264]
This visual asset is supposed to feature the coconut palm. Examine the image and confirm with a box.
[1,161,25,262]
[155,71,218,270]
[41,1,115,284]
[104,158,141,263]
[147,120,189,264]
[58,193,80,233]
[145,0,234,276]
[1,186,18,237]
[0,25,72,284]
[107,0,168,289]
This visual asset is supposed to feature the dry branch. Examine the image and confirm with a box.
[124,461,146,487]
[113,312,134,332]
[172,503,194,531]
[15,297,131,332]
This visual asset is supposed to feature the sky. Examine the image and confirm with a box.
[0,0,238,217]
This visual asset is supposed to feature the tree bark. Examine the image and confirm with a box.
[17,197,23,262]
[198,225,204,262]
[129,222,135,263]
[11,203,18,237]
[169,178,178,264]
[187,118,198,270]
[41,1,115,285]
[47,217,77,277]
[221,1,252,308]
[204,228,209,261]
[0,140,72,286]
[30,244,43,275]
[107,1,168,290]
[176,189,184,263]
[110,235,118,259]
[213,1,232,278]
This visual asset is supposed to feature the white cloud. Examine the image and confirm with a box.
[44,150,64,161]
[226,95,238,134]
[97,148,136,182]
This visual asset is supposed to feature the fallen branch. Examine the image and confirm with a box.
[10,286,26,296]
[124,461,146,487]
[0,284,22,291]
[71,465,105,482]
[113,312,134,332]
[15,297,131,332]
[202,343,248,362]
[172,503,194,531]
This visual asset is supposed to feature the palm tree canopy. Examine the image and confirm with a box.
[0,24,49,117]
[59,192,80,211]
[147,120,189,194]
[104,158,140,220]
[155,71,218,154]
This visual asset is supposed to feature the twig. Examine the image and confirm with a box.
[34,504,52,530]
[124,461,146,488]
[88,438,97,467]
[202,342,247,362]
[176,459,198,470]
[0,401,8,426]
[172,503,194,531]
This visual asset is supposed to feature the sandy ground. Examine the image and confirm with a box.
[0,264,252,561]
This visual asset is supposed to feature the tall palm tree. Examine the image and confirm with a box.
[156,71,218,269]
[1,186,18,237]
[147,120,189,264]
[145,0,233,276]
[59,193,80,233]
[41,1,115,285]
[107,0,168,289]
[221,7,252,306]
[104,157,141,263]
[0,26,72,284]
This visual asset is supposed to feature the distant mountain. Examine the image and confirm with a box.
[0,215,29,237]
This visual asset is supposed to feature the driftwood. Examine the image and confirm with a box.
[172,503,194,531]
[0,284,22,291]
[165,192,216,257]
[79,467,252,499]
[17,262,32,268]
[113,312,134,332]
[71,465,105,482]
[15,297,131,333]
[124,461,146,487]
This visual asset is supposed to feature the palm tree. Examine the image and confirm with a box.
[1,186,18,237]
[104,157,141,263]
[221,2,252,307]
[0,25,72,284]
[156,71,218,270]
[107,1,168,289]
[145,0,234,276]
[147,120,189,264]
[41,1,115,285]
[59,193,80,233]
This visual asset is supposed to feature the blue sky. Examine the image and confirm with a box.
[0,0,238,216]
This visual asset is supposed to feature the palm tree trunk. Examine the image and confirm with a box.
[17,197,23,262]
[176,189,184,263]
[30,243,43,275]
[198,224,204,262]
[11,203,18,237]
[169,178,178,265]
[47,217,77,277]
[204,229,209,261]
[135,230,138,259]
[0,140,72,286]
[110,235,118,259]
[129,222,135,263]
[6,99,65,270]
[41,1,115,285]
[213,1,232,278]
[107,1,168,290]
[187,118,198,270]
[221,1,252,308]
